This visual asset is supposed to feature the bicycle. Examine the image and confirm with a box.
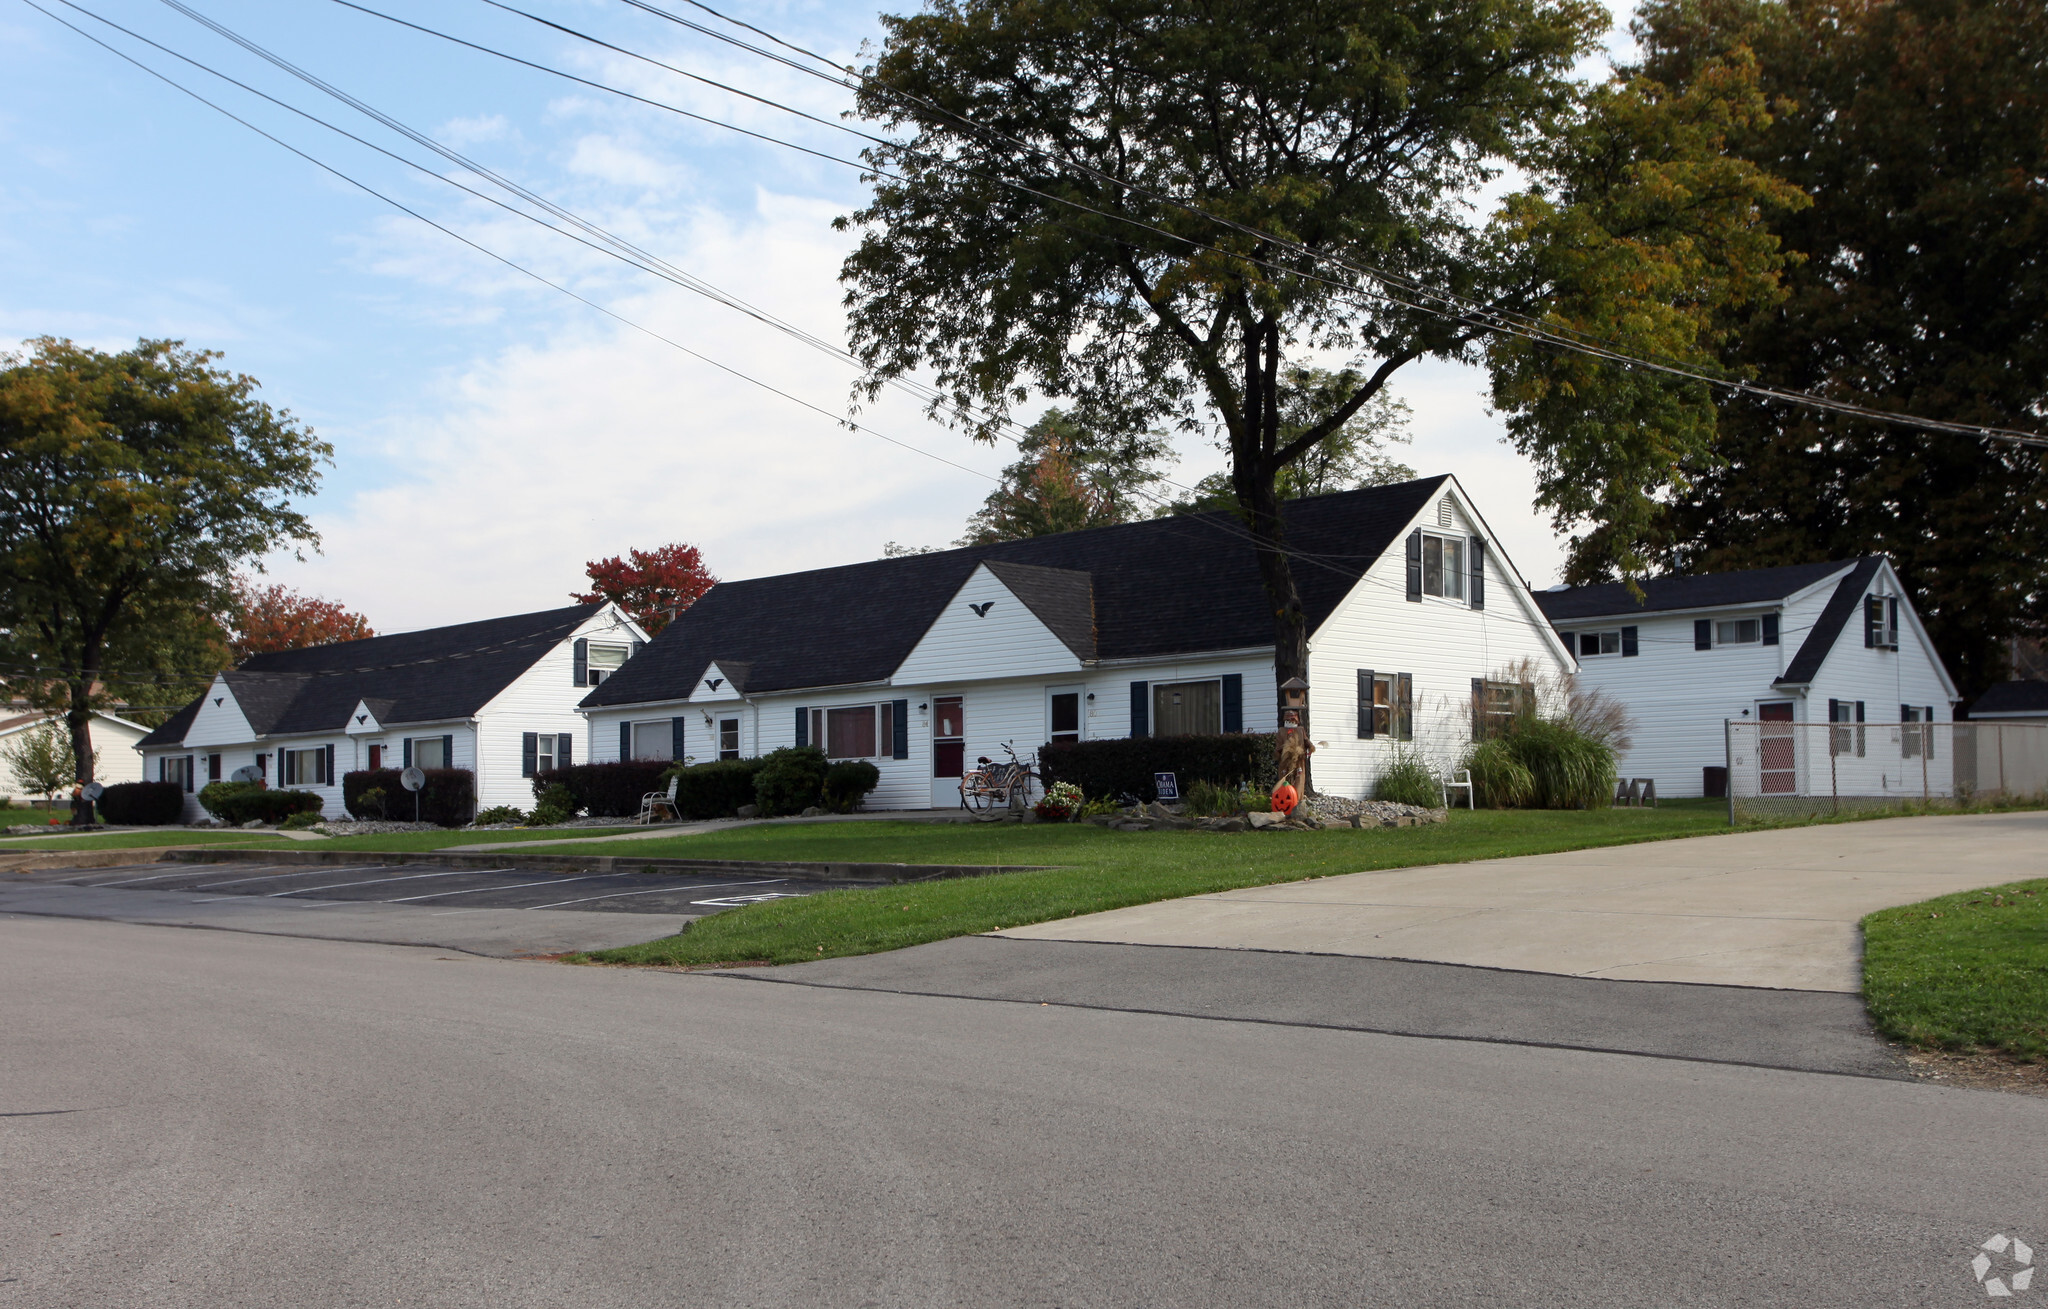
[960,741,1035,811]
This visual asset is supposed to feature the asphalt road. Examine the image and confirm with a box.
[4,916,2045,1308]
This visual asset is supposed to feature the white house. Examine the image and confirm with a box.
[577,476,1574,806]
[1536,557,1960,798]
[0,708,153,796]
[137,603,647,821]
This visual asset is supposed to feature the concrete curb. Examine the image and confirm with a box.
[0,847,232,873]
[160,845,1053,885]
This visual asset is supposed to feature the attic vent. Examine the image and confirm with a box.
[1438,497,1455,528]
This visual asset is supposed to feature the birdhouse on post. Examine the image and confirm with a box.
[1279,677,1309,731]
[1274,677,1314,806]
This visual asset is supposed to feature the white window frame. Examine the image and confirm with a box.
[535,734,557,773]
[630,720,673,762]
[1421,533,1467,601]
[809,705,893,761]
[1715,618,1763,646]
[586,643,628,686]
[1046,685,1084,746]
[411,737,447,771]
[281,746,329,787]
[718,716,741,761]
[1578,630,1623,657]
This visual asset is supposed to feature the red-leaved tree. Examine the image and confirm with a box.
[230,578,375,663]
[572,543,716,636]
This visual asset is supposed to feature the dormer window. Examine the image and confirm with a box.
[586,643,628,685]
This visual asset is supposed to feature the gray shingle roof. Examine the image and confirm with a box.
[138,603,603,748]
[583,477,1451,707]
[1776,558,1884,686]
[1967,681,2048,717]
[984,561,1096,660]
[1535,560,1858,623]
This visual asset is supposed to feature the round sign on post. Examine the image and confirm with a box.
[231,764,262,784]
[81,781,105,802]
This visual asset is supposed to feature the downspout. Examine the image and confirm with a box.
[469,716,483,823]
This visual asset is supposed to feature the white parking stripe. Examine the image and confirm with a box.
[73,869,252,888]
[384,874,600,904]
[518,877,790,911]
[192,865,388,889]
[190,868,483,903]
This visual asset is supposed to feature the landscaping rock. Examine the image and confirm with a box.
[1245,811,1279,830]
[240,819,269,830]
[1214,817,1249,833]
[800,806,826,817]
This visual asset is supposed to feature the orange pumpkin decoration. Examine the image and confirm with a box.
[1269,783,1299,815]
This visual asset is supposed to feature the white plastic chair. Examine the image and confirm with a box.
[1442,768,1475,810]
[637,776,679,824]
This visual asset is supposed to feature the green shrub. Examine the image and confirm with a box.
[1038,733,1279,804]
[98,780,184,825]
[473,804,527,826]
[822,760,881,813]
[754,746,828,816]
[1182,778,1250,816]
[198,780,324,825]
[1513,718,1618,809]
[534,761,667,818]
[667,757,767,819]
[1459,720,1615,809]
[342,768,476,826]
[1373,749,1441,808]
[1463,738,1535,809]
[530,783,578,826]
[279,810,324,831]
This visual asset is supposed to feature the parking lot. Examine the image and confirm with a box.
[24,861,856,915]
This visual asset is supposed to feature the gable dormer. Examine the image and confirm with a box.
[690,660,750,703]
[345,698,396,735]
[182,676,257,748]
[893,562,1094,684]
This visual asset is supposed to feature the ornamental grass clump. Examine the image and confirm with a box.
[1461,719,1615,809]
[1372,748,1440,808]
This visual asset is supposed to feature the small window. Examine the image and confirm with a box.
[719,717,740,761]
[412,737,447,770]
[586,644,628,686]
[1715,618,1762,646]
[1474,681,1525,740]
[630,721,672,761]
[1422,534,1466,600]
[208,754,222,782]
[161,756,191,789]
[1152,680,1222,736]
[1364,674,1414,741]
[535,734,556,773]
[1579,631,1622,657]
[934,697,964,740]
[282,747,330,786]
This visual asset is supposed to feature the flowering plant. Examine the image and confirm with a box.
[1033,780,1086,821]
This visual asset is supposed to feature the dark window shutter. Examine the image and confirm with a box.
[403,738,412,768]
[1357,669,1375,739]
[325,744,335,785]
[671,717,687,761]
[1221,674,1243,733]
[1762,613,1779,646]
[1888,598,1901,647]
[1926,705,1937,759]
[1621,626,1639,657]
[892,700,909,759]
[1694,619,1712,650]
[441,735,453,770]
[1405,530,1423,602]
[522,732,538,778]
[186,754,195,792]
[1828,698,1839,722]
[1469,537,1485,609]
[1129,682,1149,737]
[1865,597,1880,647]
[1856,701,1865,722]
[558,733,572,768]
[619,721,632,760]
[1471,678,1485,739]
[573,638,588,686]
[794,707,808,748]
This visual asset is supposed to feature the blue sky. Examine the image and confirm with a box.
[2,0,1587,632]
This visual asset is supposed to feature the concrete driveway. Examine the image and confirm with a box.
[997,811,2048,991]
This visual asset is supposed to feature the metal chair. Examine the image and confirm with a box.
[636,776,680,824]
[1442,768,1475,810]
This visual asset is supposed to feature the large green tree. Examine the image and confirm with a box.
[1609,0,2048,697]
[839,0,1801,705]
[0,339,326,817]
[959,407,1171,543]
[1162,366,1414,516]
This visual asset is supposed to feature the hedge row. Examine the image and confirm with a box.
[665,757,767,819]
[343,768,476,827]
[1037,733,1279,804]
[98,780,184,825]
[198,781,324,825]
[533,761,669,818]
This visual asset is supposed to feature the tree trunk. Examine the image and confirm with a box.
[66,666,96,826]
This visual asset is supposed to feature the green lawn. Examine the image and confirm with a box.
[582,801,1734,968]
[0,829,281,852]
[1863,879,2048,1062]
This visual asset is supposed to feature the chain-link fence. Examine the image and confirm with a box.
[1724,720,2048,822]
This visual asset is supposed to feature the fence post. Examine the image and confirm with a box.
[1922,727,1930,802]
[1999,724,2007,796]
[1830,724,1838,816]
[1724,718,1735,828]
